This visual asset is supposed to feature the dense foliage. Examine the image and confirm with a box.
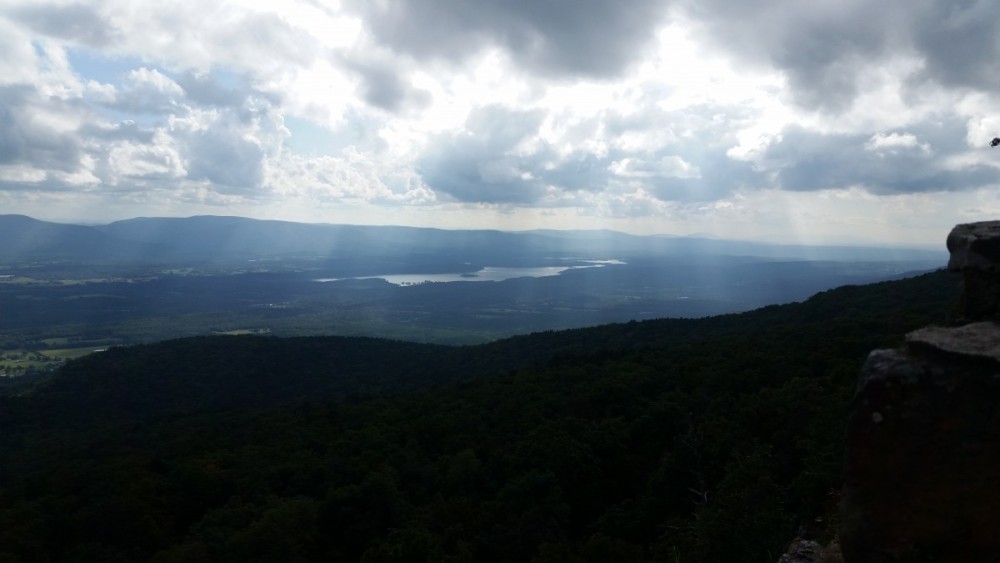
[0,270,960,562]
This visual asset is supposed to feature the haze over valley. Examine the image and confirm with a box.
[1,214,944,377]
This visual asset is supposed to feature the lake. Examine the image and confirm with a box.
[316,261,624,286]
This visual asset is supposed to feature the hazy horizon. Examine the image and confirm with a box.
[5,212,950,251]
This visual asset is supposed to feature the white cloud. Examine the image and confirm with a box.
[609,156,700,179]
[865,132,931,154]
[105,131,185,181]
[113,67,185,114]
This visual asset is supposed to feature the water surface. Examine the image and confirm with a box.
[316,261,623,286]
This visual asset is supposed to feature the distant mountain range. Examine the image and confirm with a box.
[0,214,946,266]
[0,214,147,261]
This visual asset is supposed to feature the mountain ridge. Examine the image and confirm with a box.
[0,214,947,265]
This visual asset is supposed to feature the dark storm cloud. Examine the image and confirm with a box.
[0,85,82,172]
[911,0,1000,91]
[761,123,998,194]
[9,2,118,47]
[344,0,672,78]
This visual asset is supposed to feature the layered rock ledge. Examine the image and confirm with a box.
[841,222,1000,562]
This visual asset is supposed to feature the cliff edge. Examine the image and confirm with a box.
[840,222,1000,562]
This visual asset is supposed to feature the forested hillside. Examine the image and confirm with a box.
[0,270,960,562]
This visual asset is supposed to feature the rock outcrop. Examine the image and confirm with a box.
[841,222,1000,562]
[948,221,1000,321]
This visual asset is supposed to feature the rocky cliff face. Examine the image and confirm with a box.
[840,222,1000,562]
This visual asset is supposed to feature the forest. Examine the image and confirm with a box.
[0,269,960,562]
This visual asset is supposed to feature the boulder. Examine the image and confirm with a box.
[947,221,1000,320]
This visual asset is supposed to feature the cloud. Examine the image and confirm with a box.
[268,149,436,205]
[79,120,156,143]
[111,68,185,115]
[8,2,117,47]
[0,85,82,172]
[640,149,762,202]
[759,123,998,194]
[183,128,265,189]
[419,105,550,204]
[8,1,321,78]
[343,55,431,113]
[865,132,930,154]
[911,0,1000,91]
[416,99,770,206]
[538,151,612,193]
[175,71,252,108]
[171,98,289,193]
[105,133,185,181]
[345,0,672,78]
[0,41,290,198]
[679,0,1000,113]
[597,100,768,202]
[609,156,700,179]
[0,20,39,86]
[678,0,898,112]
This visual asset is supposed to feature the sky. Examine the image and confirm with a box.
[1,0,999,246]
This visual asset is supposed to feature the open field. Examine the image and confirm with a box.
[42,346,109,360]
[1,343,118,377]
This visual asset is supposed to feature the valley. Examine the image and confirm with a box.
[0,215,944,376]
[1,246,940,375]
